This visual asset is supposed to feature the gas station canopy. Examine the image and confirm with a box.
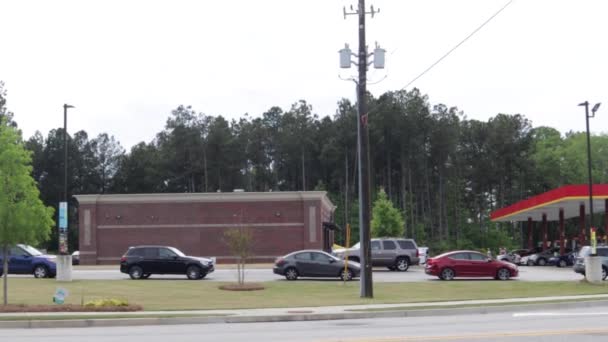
[490,184,608,222]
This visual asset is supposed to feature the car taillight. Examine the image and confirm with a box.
[120,256,127,263]
[275,257,286,266]
[416,249,419,258]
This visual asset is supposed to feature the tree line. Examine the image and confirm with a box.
[2,81,608,254]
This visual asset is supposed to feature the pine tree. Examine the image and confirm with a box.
[371,189,405,237]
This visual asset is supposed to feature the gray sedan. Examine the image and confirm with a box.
[273,250,361,281]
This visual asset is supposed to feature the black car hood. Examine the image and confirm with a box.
[184,256,213,264]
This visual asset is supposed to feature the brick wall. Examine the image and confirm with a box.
[76,192,335,264]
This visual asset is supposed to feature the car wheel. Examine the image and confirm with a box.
[497,268,511,281]
[558,260,567,268]
[142,273,151,279]
[285,267,299,281]
[129,265,144,280]
[186,266,202,280]
[395,257,410,272]
[537,258,547,266]
[340,268,354,281]
[603,267,607,281]
[527,260,535,266]
[33,265,49,278]
[441,268,455,281]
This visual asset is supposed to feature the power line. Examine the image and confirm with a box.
[400,0,514,91]
[341,0,511,91]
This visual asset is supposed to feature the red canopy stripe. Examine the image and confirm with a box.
[490,184,608,222]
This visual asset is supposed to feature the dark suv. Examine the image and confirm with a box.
[333,238,419,271]
[120,245,214,280]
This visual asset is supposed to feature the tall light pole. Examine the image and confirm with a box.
[61,104,74,255]
[57,103,74,282]
[579,101,601,253]
[340,1,385,298]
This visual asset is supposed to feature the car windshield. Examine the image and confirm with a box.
[18,244,43,256]
[351,242,360,249]
[168,247,185,257]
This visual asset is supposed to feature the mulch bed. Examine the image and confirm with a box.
[218,283,265,291]
[0,304,143,313]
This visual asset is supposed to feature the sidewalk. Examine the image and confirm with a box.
[2,294,608,328]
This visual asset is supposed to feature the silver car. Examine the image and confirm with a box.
[333,238,419,271]
[573,246,608,280]
[273,250,360,281]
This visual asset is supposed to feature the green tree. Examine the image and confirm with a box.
[223,227,254,285]
[0,119,55,304]
[371,189,404,237]
[90,133,125,193]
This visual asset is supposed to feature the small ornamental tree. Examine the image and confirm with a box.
[223,227,254,285]
[371,188,404,238]
[0,119,55,305]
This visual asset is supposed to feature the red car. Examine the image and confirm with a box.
[425,250,518,280]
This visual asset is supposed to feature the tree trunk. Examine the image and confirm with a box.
[203,147,208,192]
[237,259,242,285]
[438,167,444,240]
[345,151,349,231]
[409,163,415,239]
[217,166,222,192]
[400,151,407,237]
[3,244,8,305]
[387,146,392,200]
[241,258,246,285]
[301,148,306,191]
[425,160,433,239]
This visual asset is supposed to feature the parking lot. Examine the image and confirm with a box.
[16,264,585,282]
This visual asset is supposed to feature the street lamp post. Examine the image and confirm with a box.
[579,100,602,283]
[579,101,601,247]
[57,103,74,282]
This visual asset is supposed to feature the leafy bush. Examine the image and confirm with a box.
[84,298,129,307]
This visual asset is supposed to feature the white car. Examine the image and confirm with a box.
[418,247,429,264]
[497,252,521,265]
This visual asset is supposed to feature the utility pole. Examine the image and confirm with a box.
[340,0,385,298]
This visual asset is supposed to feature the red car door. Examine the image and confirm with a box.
[468,252,495,276]
[447,253,470,276]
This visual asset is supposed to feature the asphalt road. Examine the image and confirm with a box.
[2,307,608,341]
[46,265,584,282]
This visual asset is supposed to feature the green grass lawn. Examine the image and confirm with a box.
[3,279,608,311]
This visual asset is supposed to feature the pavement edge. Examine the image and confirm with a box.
[2,300,607,329]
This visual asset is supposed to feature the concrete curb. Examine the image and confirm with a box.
[2,300,608,329]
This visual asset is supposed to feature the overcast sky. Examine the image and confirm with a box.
[1,0,606,149]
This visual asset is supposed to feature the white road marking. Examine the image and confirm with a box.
[513,312,608,317]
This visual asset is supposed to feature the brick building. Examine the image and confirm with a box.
[74,191,336,265]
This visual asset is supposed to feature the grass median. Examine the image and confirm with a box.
[3,279,608,311]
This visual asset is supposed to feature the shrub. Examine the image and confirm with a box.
[84,298,129,307]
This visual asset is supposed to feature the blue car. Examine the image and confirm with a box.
[0,244,57,278]
[548,252,575,267]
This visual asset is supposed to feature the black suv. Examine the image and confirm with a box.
[120,245,214,280]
